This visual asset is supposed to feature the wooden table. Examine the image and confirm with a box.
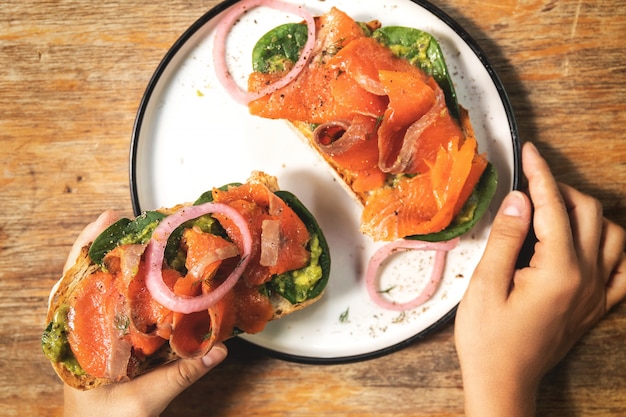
[2,0,625,415]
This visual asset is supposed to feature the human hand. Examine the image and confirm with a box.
[454,142,626,417]
[61,211,228,417]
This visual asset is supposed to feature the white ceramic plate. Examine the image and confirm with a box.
[130,0,520,362]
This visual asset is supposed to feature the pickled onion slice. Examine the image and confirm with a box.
[213,0,316,104]
[365,238,460,311]
[144,202,252,314]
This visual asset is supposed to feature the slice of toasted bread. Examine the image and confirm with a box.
[45,173,327,390]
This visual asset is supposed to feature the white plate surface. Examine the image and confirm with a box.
[131,0,520,362]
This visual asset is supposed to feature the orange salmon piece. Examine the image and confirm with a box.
[314,114,387,193]
[378,70,436,135]
[351,169,387,193]
[169,226,274,355]
[361,136,478,240]
[314,7,367,49]
[361,173,437,241]
[213,198,269,286]
[377,69,464,175]
[102,245,177,345]
[248,66,338,122]
[168,229,235,358]
[329,69,388,119]
[127,264,178,338]
[327,36,423,96]
[453,109,488,215]
[183,228,238,280]
[168,274,217,359]
[231,280,274,334]
[249,58,385,122]
[67,271,127,379]
[126,265,179,357]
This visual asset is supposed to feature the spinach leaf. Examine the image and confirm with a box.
[88,211,166,264]
[88,218,132,264]
[267,190,331,303]
[252,23,308,74]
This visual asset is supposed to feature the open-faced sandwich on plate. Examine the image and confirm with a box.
[43,172,330,390]
[214,3,498,243]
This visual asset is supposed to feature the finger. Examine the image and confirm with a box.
[522,142,575,263]
[64,210,119,274]
[558,183,604,269]
[134,343,228,415]
[606,253,626,311]
[471,190,531,298]
[599,219,626,282]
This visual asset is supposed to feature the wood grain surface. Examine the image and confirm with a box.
[1,0,625,415]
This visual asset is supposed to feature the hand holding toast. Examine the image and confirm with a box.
[61,211,228,417]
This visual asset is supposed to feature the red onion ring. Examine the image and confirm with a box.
[365,238,460,311]
[144,202,253,314]
[213,0,316,105]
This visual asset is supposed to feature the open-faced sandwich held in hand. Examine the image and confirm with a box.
[43,172,330,390]
[215,3,497,243]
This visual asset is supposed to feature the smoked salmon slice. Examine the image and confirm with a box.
[126,265,179,357]
[67,270,131,380]
[311,114,387,193]
[377,69,464,176]
[169,274,216,359]
[68,251,182,377]
[327,36,424,96]
[168,229,235,358]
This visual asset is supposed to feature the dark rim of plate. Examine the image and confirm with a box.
[128,0,522,365]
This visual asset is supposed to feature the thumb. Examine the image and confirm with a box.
[134,343,228,415]
[472,191,532,297]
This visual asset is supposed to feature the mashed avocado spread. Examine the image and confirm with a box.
[42,304,85,376]
[267,234,324,304]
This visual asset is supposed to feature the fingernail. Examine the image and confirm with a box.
[502,191,526,217]
[201,344,228,368]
